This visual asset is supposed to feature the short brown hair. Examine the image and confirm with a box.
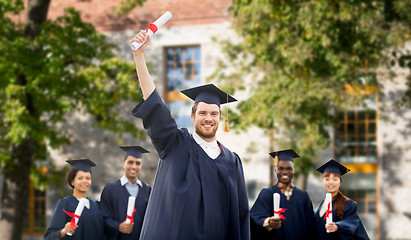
[191,102,222,116]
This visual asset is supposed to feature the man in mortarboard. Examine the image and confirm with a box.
[128,30,249,239]
[250,149,317,240]
[100,146,151,240]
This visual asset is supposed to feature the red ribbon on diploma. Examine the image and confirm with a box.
[146,23,158,33]
[324,202,332,220]
[273,208,287,220]
[63,209,80,229]
[126,209,136,224]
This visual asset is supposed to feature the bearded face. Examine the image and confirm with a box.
[191,102,222,142]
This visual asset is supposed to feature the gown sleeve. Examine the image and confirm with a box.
[353,217,370,240]
[234,153,251,239]
[44,199,68,240]
[303,191,317,240]
[131,89,179,159]
[250,188,272,227]
[335,200,361,239]
[100,184,120,236]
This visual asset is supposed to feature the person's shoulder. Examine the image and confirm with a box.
[88,198,98,204]
[141,181,151,189]
[61,195,75,201]
[102,179,121,191]
[291,187,312,199]
[344,198,358,208]
[180,128,190,135]
[172,128,192,144]
[259,186,275,196]
[291,186,305,194]
[219,143,241,161]
[55,195,73,208]
[55,197,67,206]
[106,179,121,187]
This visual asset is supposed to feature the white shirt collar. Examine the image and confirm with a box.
[120,175,142,187]
[193,132,218,146]
[193,132,221,159]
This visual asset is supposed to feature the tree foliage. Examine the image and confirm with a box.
[115,0,146,15]
[212,0,411,178]
[0,1,146,238]
[0,2,145,170]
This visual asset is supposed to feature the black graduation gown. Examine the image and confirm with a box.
[44,195,105,240]
[100,179,151,240]
[314,199,370,240]
[131,89,250,240]
[250,185,316,240]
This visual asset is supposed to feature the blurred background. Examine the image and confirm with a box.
[1,0,411,239]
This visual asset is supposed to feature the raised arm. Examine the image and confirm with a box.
[130,30,155,100]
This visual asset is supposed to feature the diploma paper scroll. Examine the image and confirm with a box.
[325,193,333,233]
[125,196,136,224]
[66,198,87,236]
[130,11,173,50]
[273,193,280,218]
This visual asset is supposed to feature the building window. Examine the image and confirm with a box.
[23,182,46,235]
[335,88,378,239]
[336,107,377,163]
[164,46,201,131]
[340,167,377,238]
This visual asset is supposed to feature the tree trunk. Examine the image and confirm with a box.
[0,0,50,239]
[269,129,275,186]
[0,139,35,240]
[25,0,51,40]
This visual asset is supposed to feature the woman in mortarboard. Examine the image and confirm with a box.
[314,159,370,240]
[44,159,106,240]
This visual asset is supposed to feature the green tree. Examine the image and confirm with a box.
[0,0,145,239]
[115,0,146,15]
[212,0,411,187]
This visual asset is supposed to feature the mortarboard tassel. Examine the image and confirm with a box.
[224,93,230,132]
[274,155,279,167]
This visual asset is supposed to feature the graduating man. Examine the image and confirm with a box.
[128,30,249,239]
[250,149,316,240]
[100,146,151,240]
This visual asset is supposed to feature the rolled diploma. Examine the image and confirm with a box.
[125,196,136,223]
[326,193,333,233]
[273,193,280,218]
[66,198,87,236]
[130,11,173,50]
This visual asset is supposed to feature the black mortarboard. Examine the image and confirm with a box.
[269,149,300,165]
[66,159,96,172]
[180,84,237,107]
[119,146,150,159]
[316,159,350,176]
